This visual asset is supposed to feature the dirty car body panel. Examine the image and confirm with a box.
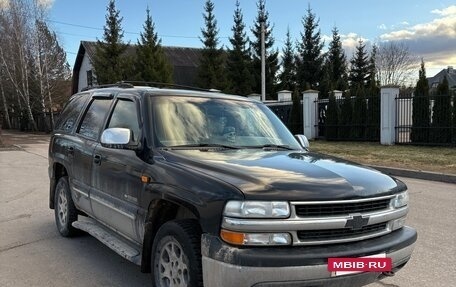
[48,86,417,287]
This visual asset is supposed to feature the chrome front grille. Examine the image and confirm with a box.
[297,222,388,241]
[294,198,391,217]
[221,194,408,246]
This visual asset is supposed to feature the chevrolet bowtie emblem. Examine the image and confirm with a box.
[345,214,369,230]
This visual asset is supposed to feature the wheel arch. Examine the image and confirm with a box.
[140,199,200,273]
[50,162,68,209]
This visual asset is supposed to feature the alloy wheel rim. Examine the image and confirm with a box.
[57,187,68,227]
[155,237,190,287]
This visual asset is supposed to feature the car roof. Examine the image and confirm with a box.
[78,86,258,103]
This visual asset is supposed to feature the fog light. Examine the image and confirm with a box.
[391,217,406,230]
[221,229,292,246]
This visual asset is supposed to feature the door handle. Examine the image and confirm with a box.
[93,154,102,165]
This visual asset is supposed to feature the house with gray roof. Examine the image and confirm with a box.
[72,41,202,94]
[427,66,456,92]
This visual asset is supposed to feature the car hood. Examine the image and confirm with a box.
[160,149,406,200]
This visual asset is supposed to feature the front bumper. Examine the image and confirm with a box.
[201,226,416,287]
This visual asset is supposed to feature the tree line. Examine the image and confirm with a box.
[0,0,71,132]
[93,0,418,98]
[412,62,456,144]
[92,0,420,140]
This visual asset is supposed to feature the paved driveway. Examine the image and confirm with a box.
[0,132,454,287]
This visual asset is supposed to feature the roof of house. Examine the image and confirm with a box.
[72,41,202,94]
[427,66,456,89]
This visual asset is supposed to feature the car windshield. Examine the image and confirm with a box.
[150,95,301,149]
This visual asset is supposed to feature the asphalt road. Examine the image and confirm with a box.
[1,136,455,287]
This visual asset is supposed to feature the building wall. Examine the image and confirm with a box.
[78,54,93,92]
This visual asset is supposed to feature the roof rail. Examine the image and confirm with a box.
[119,80,214,92]
[81,82,134,92]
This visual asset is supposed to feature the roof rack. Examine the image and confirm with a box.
[81,82,134,92]
[119,81,214,92]
[80,81,218,93]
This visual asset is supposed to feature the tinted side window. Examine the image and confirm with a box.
[77,99,112,140]
[107,99,140,142]
[55,95,88,132]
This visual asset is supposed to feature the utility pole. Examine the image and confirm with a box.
[261,21,266,102]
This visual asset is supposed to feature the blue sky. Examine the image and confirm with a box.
[38,0,456,78]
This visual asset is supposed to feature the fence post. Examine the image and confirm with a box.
[303,90,319,139]
[333,90,343,99]
[277,90,292,102]
[247,93,261,101]
[380,85,399,145]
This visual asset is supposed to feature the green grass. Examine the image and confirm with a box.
[310,141,456,175]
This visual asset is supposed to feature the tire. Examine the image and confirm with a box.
[151,220,203,287]
[54,176,78,237]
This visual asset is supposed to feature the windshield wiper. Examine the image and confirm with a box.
[245,144,295,150]
[161,143,240,150]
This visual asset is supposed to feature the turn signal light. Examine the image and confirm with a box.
[220,229,245,245]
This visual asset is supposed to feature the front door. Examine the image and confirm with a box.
[91,98,144,243]
[73,96,113,216]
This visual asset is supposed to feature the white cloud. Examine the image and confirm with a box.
[379,5,456,70]
[431,5,456,16]
[400,21,410,26]
[378,24,387,30]
[321,34,332,44]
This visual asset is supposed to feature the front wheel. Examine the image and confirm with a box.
[54,176,78,237]
[151,220,202,287]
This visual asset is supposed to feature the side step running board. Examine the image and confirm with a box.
[72,219,142,265]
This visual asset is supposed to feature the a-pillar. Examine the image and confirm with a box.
[380,86,399,145]
[302,90,319,139]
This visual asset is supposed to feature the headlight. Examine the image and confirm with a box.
[220,229,292,246]
[392,191,409,208]
[223,201,290,218]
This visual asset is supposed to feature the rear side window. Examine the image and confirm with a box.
[55,95,88,132]
[77,99,112,140]
[107,99,140,142]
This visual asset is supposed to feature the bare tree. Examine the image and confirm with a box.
[376,42,419,86]
[0,0,70,131]
[0,0,37,130]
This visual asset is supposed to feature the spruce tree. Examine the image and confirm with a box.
[318,58,332,98]
[325,91,340,140]
[366,45,380,140]
[352,84,367,139]
[349,39,369,88]
[432,76,451,143]
[289,88,302,134]
[453,91,456,144]
[251,0,279,99]
[197,0,227,90]
[296,5,324,92]
[134,8,173,83]
[411,60,430,143]
[92,0,128,84]
[226,0,252,95]
[327,27,348,91]
[278,27,296,91]
[339,91,353,139]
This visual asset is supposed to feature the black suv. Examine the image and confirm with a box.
[49,84,416,287]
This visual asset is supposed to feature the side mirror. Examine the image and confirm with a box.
[101,128,137,149]
[295,134,309,150]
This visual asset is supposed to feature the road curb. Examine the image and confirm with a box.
[369,165,456,184]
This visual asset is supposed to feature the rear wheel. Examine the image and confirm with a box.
[54,176,78,237]
[151,220,202,287]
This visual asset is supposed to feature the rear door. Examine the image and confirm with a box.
[91,96,145,243]
[71,95,113,215]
